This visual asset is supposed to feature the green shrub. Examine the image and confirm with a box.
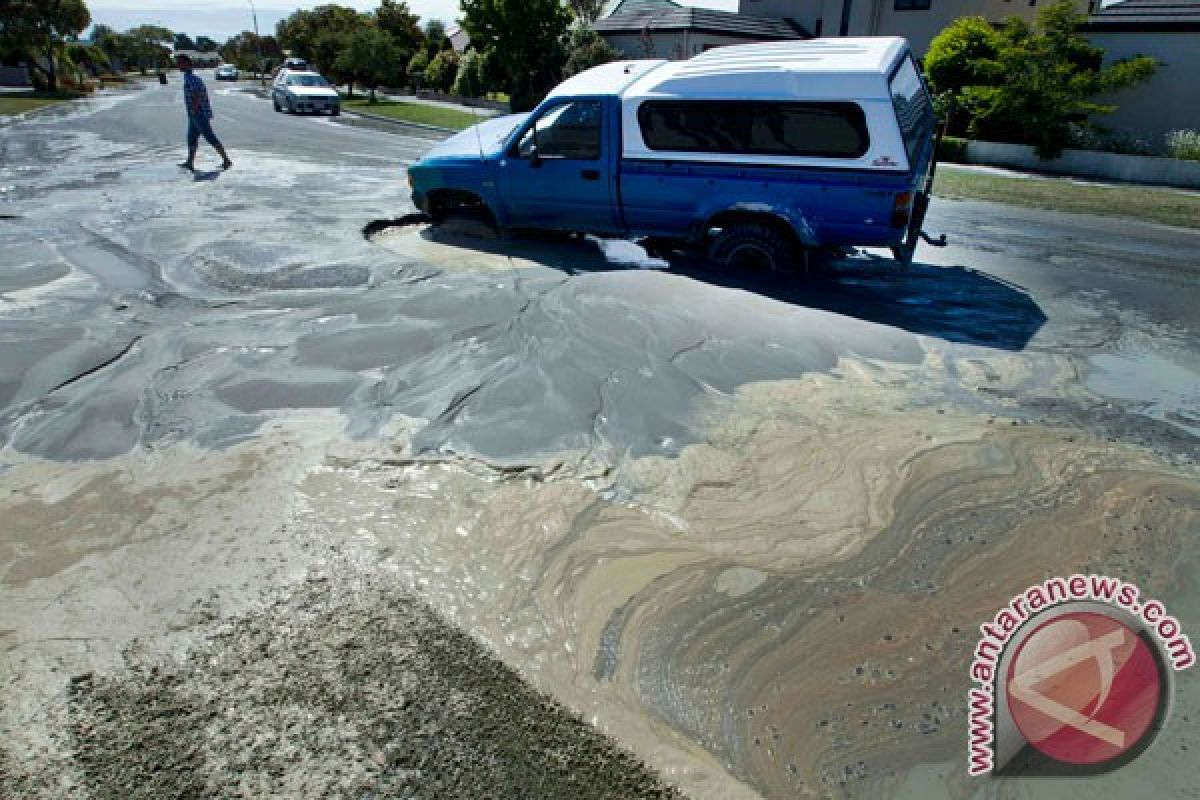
[1165,130,1200,162]
[937,135,969,163]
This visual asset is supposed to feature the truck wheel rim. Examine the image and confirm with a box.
[727,243,776,271]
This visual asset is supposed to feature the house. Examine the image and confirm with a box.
[446,23,471,54]
[594,3,808,60]
[735,0,1197,151]
[172,50,221,68]
[1083,0,1200,149]
[736,0,1090,55]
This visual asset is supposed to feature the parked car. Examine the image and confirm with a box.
[282,57,309,72]
[272,71,340,116]
[406,37,940,268]
[214,64,239,81]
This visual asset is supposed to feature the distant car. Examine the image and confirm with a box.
[214,64,239,81]
[272,71,340,115]
[282,57,309,72]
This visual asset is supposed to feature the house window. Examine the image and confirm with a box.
[894,0,932,10]
[637,101,869,159]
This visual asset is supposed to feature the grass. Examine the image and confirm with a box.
[341,97,488,130]
[0,90,85,117]
[933,164,1200,229]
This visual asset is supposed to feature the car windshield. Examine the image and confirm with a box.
[288,75,328,87]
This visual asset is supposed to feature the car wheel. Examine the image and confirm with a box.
[273,98,281,112]
[432,205,500,239]
[331,106,341,117]
[707,222,796,273]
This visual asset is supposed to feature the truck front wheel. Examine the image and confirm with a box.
[707,223,796,273]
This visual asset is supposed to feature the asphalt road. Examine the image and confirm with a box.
[68,72,444,168]
[1,78,1198,800]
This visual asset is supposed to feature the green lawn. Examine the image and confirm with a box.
[0,91,83,117]
[933,164,1200,229]
[341,98,490,130]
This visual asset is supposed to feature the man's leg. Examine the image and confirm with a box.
[196,116,233,170]
[180,118,199,170]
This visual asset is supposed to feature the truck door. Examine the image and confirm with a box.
[496,98,620,234]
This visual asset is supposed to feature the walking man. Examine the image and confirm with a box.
[176,54,233,171]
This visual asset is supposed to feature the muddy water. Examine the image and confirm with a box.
[302,371,1200,798]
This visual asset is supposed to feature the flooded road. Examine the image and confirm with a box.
[2,83,1198,799]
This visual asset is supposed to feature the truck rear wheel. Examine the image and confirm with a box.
[707,223,796,273]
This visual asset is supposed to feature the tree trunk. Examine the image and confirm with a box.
[46,38,58,93]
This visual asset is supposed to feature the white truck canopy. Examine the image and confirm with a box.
[611,37,917,172]
[622,38,908,102]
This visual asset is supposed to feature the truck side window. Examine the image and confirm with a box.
[516,100,602,160]
[637,101,868,159]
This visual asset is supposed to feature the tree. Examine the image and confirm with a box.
[407,50,429,88]
[567,0,606,24]
[461,0,570,111]
[127,25,174,74]
[276,4,363,67]
[336,26,404,101]
[173,32,196,52]
[451,48,488,97]
[67,41,109,76]
[375,0,422,52]
[220,31,282,74]
[925,1,1157,158]
[0,0,92,92]
[423,48,459,93]
[421,19,449,59]
[195,36,219,53]
[563,25,620,77]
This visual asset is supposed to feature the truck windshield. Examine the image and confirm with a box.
[636,101,869,159]
[890,56,934,165]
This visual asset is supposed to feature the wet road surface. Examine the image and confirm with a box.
[1,80,1198,799]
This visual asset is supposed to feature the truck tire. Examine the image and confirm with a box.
[707,222,796,273]
[434,205,500,240]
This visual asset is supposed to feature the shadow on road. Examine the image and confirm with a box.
[366,216,1047,352]
[675,255,1047,352]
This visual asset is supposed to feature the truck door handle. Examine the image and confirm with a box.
[581,169,600,181]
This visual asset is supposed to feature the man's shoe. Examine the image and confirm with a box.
[178,162,194,171]
[221,159,233,170]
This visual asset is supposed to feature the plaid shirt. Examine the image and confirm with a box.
[183,72,213,120]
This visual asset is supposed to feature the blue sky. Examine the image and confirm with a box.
[90,1,737,41]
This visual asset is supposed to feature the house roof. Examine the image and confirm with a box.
[601,0,680,16]
[1094,0,1200,15]
[594,7,808,39]
[1087,0,1200,28]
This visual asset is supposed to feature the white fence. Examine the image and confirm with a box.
[965,141,1200,191]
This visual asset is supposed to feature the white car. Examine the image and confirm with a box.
[214,64,239,81]
[272,70,340,116]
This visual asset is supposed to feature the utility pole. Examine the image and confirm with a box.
[248,0,265,85]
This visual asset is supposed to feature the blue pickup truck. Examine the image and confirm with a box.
[407,37,938,270]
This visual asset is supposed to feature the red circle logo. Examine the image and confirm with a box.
[1006,611,1162,765]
